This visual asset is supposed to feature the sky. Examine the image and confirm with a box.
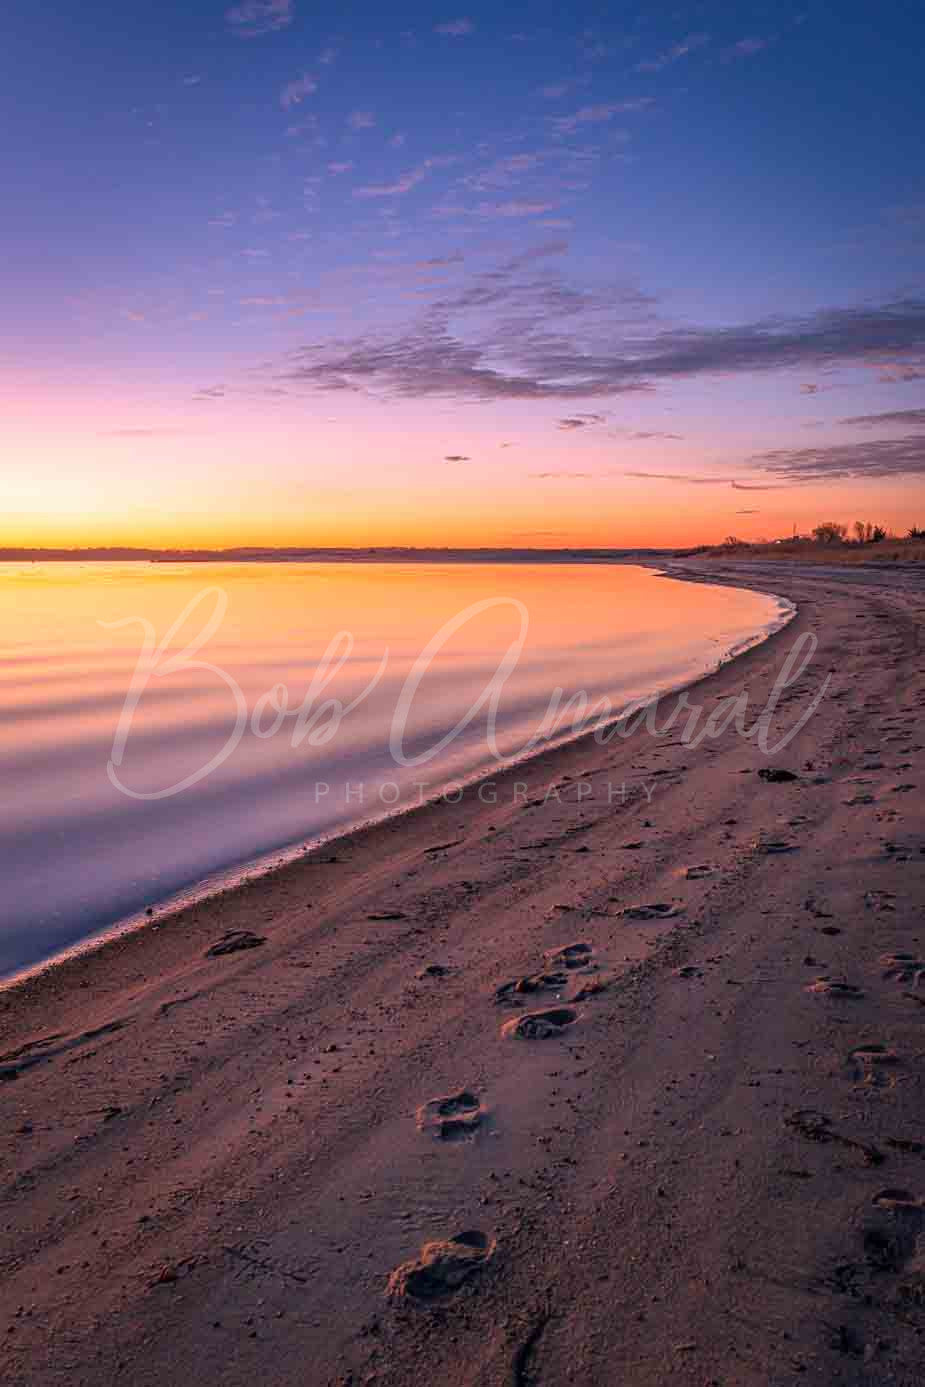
[3,0,925,548]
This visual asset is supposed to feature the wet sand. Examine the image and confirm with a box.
[2,559,924,1386]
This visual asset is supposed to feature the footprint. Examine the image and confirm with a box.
[544,941,594,968]
[865,890,896,912]
[417,963,450,979]
[501,1007,577,1040]
[785,1108,883,1166]
[861,1191,925,1298]
[871,1188,925,1212]
[416,1090,484,1141]
[495,971,569,1005]
[619,903,679,921]
[753,838,798,854]
[387,1230,495,1300]
[205,930,266,957]
[881,954,925,985]
[886,1137,925,1156]
[847,1044,900,1087]
[757,768,799,782]
[807,978,865,1000]
[684,865,716,880]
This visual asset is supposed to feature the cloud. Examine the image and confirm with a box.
[280,74,316,109]
[624,471,729,484]
[389,132,407,148]
[464,153,541,191]
[354,156,454,198]
[636,33,709,73]
[444,454,470,461]
[750,437,925,480]
[627,430,684,440]
[264,294,925,406]
[182,75,202,86]
[529,471,594,479]
[194,385,225,400]
[557,413,606,429]
[731,480,788,491]
[723,36,772,60]
[225,0,294,37]
[478,200,557,218]
[840,408,925,429]
[735,509,761,514]
[328,161,354,174]
[540,82,570,99]
[874,360,925,382]
[318,46,338,64]
[435,18,473,36]
[348,109,376,129]
[98,428,185,438]
[553,99,651,134]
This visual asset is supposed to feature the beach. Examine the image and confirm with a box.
[2,558,924,1386]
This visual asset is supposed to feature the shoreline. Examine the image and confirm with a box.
[0,565,793,994]
[3,558,924,1386]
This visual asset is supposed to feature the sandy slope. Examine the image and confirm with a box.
[1,560,924,1386]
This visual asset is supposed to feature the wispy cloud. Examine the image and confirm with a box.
[98,428,185,438]
[354,156,454,199]
[840,408,925,429]
[464,153,541,191]
[328,161,354,175]
[318,45,338,65]
[723,36,773,61]
[435,17,474,36]
[280,74,317,109]
[626,431,684,440]
[478,199,557,218]
[257,294,925,407]
[444,454,470,461]
[751,437,925,480]
[348,109,376,130]
[874,361,925,382]
[553,99,651,134]
[557,414,606,429]
[225,0,294,38]
[529,471,594,479]
[625,471,728,484]
[636,33,709,73]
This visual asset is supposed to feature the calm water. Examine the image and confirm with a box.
[0,562,789,978]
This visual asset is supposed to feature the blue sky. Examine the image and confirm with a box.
[4,0,925,545]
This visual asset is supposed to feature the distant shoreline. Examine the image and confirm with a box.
[0,546,677,563]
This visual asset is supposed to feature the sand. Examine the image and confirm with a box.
[2,558,924,1385]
